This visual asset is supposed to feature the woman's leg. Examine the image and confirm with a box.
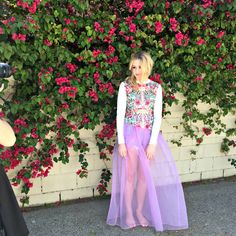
[125,147,138,226]
[136,158,149,226]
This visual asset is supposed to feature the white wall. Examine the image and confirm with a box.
[2,83,235,206]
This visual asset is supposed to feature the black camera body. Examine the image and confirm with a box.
[0,63,12,78]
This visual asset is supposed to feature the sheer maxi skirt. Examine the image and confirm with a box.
[106,123,188,231]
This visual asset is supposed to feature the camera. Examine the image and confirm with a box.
[0,63,12,78]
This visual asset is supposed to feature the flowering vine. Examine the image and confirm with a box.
[0,0,235,203]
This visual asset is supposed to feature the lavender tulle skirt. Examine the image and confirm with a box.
[106,123,188,231]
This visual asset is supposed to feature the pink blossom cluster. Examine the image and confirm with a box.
[119,31,134,42]
[14,118,28,133]
[150,74,162,84]
[196,37,206,45]
[93,49,103,58]
[99,83,115,95]
[55,77,70,86]
[65,63,78,73]
[97,122,115,139]
[0,112,5,118]
[58,86,78,98]
[17,0,41,14]
[12,33,26,41]
[194,76,203,82]
[202,0,212,9]
[169,18,179,32]
[76,168,88,177]
[175,32,189,46]
[106,56,119,64]
[58,103,70,113]
[29,155,53,179]
[155,21,163,34]
[65,138,74,148]
[105,45,115,56]
[125,0,144,14]
[43,39,52,46]
[82,114,90,124]
[31,128,39,139]
[202,127,212,136]
[88,89,99,102]
[38,67,53,79]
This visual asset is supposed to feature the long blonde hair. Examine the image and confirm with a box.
[126,51,154,89]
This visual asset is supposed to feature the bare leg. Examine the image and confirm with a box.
[136,158,149,226]
[125,147,138,227]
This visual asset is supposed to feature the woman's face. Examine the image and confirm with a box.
[131,59,143,81]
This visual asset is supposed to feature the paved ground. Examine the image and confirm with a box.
[23,177,236,236]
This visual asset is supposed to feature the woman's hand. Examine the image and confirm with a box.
[146,144,156,160]
[118,144,127,157]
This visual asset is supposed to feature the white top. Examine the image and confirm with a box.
[117,79,163,145]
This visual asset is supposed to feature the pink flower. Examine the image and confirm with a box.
[227,64,234,70]
[107,56,118,64]
[88,90,98,102]
[0,28,3,34]
[129,23,136,33]
[187,111,192,117]
[105,45,115,56]
[216,42,221,49]
[196,37,206,45]
[125,0,144,14]
[12,33,26,41]
[194,76,203,82]
[225,11,231,18]
[202,127,212,136]
[218,57,223,63]
[202,0,212,9]
[165,1,171,8]
[150,74,162,84]
[130,43,136,48]
[160,38,166,49]
[93,71,100,80]
[94,22,100,31]
[196,138,202,144]
[92,49,102,58]
[65,63,78,73]
[107,83,115,95]
[28,2,37,14]
[55,77,70,86]
[170,18,178,32]
[43,39,52,46]
[10,17,16,22]
[175,32,189,46]
[99,27,104,33]
[64,18,71,25]
[3,20,9,25]
[82,114,90,124]
[155,21,163,34]
[217,31,225,38]
[108,27,116,36]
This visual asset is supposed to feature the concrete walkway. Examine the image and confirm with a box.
[23,177,236,236]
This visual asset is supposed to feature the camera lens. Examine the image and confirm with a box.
[0,63,12,78]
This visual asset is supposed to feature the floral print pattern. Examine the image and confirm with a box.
[124,81,159,129]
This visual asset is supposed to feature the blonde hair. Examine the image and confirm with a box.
[126,51,154,89]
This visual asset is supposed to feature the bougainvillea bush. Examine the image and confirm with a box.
[0,0,235,203]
